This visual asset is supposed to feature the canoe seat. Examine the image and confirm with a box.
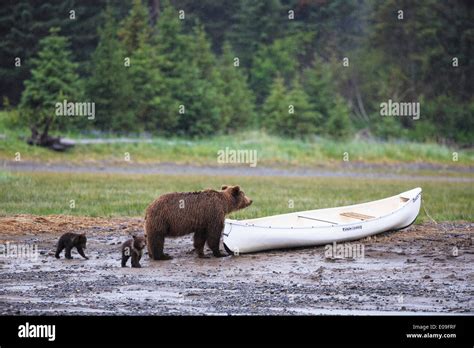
[340,212,375,221]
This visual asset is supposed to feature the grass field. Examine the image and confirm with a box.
[0,170,472,222]
[1,112,473,167]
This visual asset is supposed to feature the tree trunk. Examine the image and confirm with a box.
[149,0,160,25]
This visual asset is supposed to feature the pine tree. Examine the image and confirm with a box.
[261,75,288,134]
[19,27,82,145]
[285,78,321,137]
[118,0,151,54]
[0,0,112,106]
[118,0,164,132]
[262,76,320,137]
[217,42,256,130]
[326,96,352,139]
[228,0,283,68]
[302,57,353,139]
[154,5,225,137]
[302,57,335,118]
[127,36,165,132]
[250,35,299,104]
[86,6,134,132]
[177,24,223,136]
[152,1,190,134]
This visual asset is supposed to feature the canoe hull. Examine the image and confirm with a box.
[223,188,422,254]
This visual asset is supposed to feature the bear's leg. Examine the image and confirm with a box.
[131,253,142,268]
[65,246,73,259]
[194,230,208,258]
[121,254,130,267]
[206,223,226,258]
[149,231,173,261]
[55,241,64,259]
[76,246,89,260]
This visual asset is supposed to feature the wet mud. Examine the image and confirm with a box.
[0,215,472,315]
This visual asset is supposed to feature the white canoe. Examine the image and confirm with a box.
[223,187,422,254]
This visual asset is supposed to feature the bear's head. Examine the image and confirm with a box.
[132,235,147,250]
[74,233,87,249]
[221,185,252,212]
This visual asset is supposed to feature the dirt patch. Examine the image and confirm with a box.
[0,215,472,315]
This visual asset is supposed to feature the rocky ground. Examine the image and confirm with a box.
[0,215,472,315]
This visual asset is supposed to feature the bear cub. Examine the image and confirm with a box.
[121,235,147,268]
[145,185,252,260]
[55,232,89,259]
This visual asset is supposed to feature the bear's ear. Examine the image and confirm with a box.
[231,186,241,196]
[221,185,228,190]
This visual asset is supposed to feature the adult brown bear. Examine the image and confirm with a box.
[145,185,252,260]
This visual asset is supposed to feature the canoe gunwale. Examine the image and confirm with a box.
[225,188,422,231]
[223,188,422,254]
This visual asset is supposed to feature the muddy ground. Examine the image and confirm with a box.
[0,215,472,315]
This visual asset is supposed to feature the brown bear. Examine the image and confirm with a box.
[121,235,147,268]
[145,185,252,260]
[55,232,88,260]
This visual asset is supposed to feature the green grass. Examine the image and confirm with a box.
[0,171,472,222]
[1,112,473,167]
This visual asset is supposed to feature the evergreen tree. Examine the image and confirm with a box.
[154,5,224,136]
[19,27,82,145]
[177,24,223,136]
[118,0,151,54]
[227,0,283,68]
[151,1,190,134]
[250,35,299,104]
[302,56,352,139]
[127,35,165,132]
[326,96,352,139]
[262,76,321,137]
[261,75,288,134]
[118,0,164,132]
[0,0,114,106]
[174,0,241,52]
[285,78,321,137]
[217,42,256,130]
[302,57,335,118]
[86,6,134,131]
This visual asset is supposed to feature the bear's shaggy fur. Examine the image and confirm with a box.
[55,232,88,260]
[145,185,252,260]
[121,235,147,268]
